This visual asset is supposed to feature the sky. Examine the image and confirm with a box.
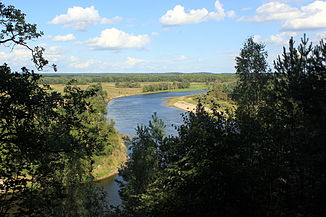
[1,0,326,73]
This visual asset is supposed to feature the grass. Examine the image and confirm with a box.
[47,82,143,100]
[92,130,127,180]
[168,93,203,104]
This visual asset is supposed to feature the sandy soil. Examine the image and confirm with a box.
[165,100,214,114]
[165,101,197,112]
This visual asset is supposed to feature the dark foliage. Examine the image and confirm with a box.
[0,3,111,216]
[118,35,326,217]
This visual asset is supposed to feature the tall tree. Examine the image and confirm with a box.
[0,3,111,216]
[267,35,326,216]
[233,37,269,107]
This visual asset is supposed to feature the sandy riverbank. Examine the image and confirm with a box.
[165,100,197,112]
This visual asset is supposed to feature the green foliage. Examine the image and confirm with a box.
[118,35,326,217]
[115,82,141,88]
[231,35,326,216]
[40,73,236,84]
[0,3,112,216]
[142,82,190,92]
[199,82,235,112]
[232,36,270,109]
[119,113,165,216]
[0,65,112,216]
[119,107,240,217]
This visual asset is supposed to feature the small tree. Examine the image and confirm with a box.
[119,113,166,216]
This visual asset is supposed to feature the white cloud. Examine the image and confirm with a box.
[282,1,326,30]
[253,35,263,43]
[209,0,235,20]
[70,60,94,69]
[126,57,145,66]
[0,45,63,69]
[151,32,159,36]
[44,46,64,62]
[46,46,62,55]
[240,1,326,31]
[0,47,30,66]
[252,32,298,46]
[101,16,122,25]
[239,2,300,22]
[160,0,235,26]
[160,5,209,26]
[49,6,121,30]
[84,28,150,50]
[268,32,298,45]
[226,10,236,18]
[68,56,95,69]
[50,34,76,41]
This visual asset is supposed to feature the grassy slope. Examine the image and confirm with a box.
[92,130,127,180]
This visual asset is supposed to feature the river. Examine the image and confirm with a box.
[98,91,205,206]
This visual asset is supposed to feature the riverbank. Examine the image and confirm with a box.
[92,131,127,180]
[164,100,197,112]
[93,91,204,181]
[164,93,203,112]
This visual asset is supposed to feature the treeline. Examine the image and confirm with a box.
[142,81,190,92]
[40,73,236,84]
[116,36,326,217]
[39,76,91,84]
[115,81,141,88]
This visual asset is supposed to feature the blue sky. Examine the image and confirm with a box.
[1,0,326,73]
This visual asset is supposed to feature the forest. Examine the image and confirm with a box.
[39,73,236,85]
[1,2,326,217]
[117,36,326,217]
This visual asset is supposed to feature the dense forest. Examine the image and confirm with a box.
[117,36,326,217]
[1,2,326,217]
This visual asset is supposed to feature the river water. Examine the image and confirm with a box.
[98,91,205,206]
